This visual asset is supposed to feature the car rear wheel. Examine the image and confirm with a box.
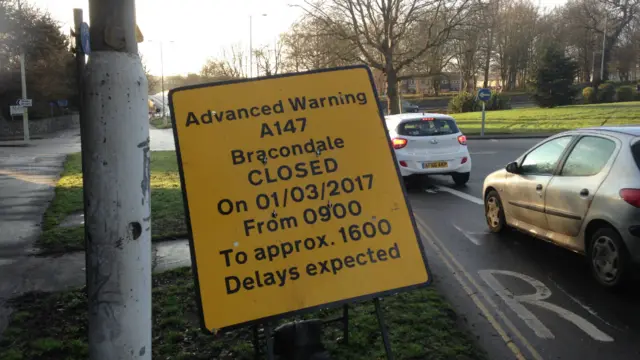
[588,228,630,290]
[452,172,470,186]
[484,190,506,233]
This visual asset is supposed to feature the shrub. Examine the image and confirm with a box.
[448,92,478,113]
[486,91,512,111]
[582,87,596,104]
[448,90,512,114]
[597,83,616,103]
[616,86,634,102]
[634,91,640,101]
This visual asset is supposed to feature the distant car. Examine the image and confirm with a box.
[379,100,420,114]
[386,113,471,186]
[482,127,640,289]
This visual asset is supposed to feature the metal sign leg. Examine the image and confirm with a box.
[374,298,394,360]
[343,304,350,345]
[265,323,275,360]
[252,325,260,359]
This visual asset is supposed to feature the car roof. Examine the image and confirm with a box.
[384,113,454,121]
[579,125,640,137]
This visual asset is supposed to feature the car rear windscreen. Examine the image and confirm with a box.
[632,140,640,170]
[397,118,459,136]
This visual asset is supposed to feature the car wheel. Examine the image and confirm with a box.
[484,190,506,233]
[451,172,470,186]
[588,227,630,290]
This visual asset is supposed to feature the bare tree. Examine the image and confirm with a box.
[578,0,640,82]
[254,39,284,76]
[611,16,640,81]
[450,11,485,92]
[404,41,457,95]
[480,0,501,88]
[280,17,359,72]
[494,0,538,90]
[301,0,475,114]
[559,3,596,82]
[200,44,247,79]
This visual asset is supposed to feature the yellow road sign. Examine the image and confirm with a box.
[169,66,430,332]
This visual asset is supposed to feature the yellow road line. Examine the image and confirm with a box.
[415,216,544,360]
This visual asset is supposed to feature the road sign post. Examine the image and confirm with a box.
[169,66,431,356]
[83,0,151,359]
[477,88,492,137]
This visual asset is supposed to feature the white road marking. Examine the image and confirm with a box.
[548,278,622,331]
[479,269,614,342]
[452,223,482,245]
[435,186,484,205]
[491,139,499,142]
[416,218,542,360]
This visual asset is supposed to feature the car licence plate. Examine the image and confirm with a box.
[423,161,448,169]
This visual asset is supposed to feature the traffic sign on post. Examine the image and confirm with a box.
[10,105,24,115]
[16,99,32,107]
[169,66,431,332]
[80,22,90,55]
[477,88,492,136]
[477,88,492,102]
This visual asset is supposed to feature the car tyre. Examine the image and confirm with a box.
[588,227,631,290]
[452,172,470,186]
[484,190,506,233]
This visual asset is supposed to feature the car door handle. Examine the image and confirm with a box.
[536,184,543,191]
[580,188,589,197]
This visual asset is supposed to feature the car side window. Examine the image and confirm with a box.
[520,136,573,175]
[560,136,616,177]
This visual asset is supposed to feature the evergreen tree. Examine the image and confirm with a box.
[530,45,578,108]
[0,0,76,119]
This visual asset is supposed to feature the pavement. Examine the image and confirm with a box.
[2,128,640,360]
[0,127,184,336]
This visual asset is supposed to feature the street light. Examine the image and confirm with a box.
[147,40,174,126]
[249,13,267,78]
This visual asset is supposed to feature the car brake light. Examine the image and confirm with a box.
[458,135,467,145]
[399,161,408,167]
[461,157,468,164]
[392,138,408,149]
[620,189,640,208]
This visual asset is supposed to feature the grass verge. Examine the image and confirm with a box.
[39,151,185,253]
[453,101,640,135]
[0,267,486,360]
[151,117,173,129]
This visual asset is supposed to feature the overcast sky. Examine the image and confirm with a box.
[32,0,566,77]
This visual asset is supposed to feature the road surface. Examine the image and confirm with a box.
[411,138,640,360]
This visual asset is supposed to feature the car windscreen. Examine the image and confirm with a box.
[632,139,640,170]
[397,118,459,136]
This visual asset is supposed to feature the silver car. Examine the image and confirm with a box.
[482,127,640,289]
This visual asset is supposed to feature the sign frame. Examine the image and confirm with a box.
[168,65,432,334]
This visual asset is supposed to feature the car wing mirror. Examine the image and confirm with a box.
[506,161,519,174]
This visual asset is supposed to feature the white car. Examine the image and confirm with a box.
[385,113,472,186]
